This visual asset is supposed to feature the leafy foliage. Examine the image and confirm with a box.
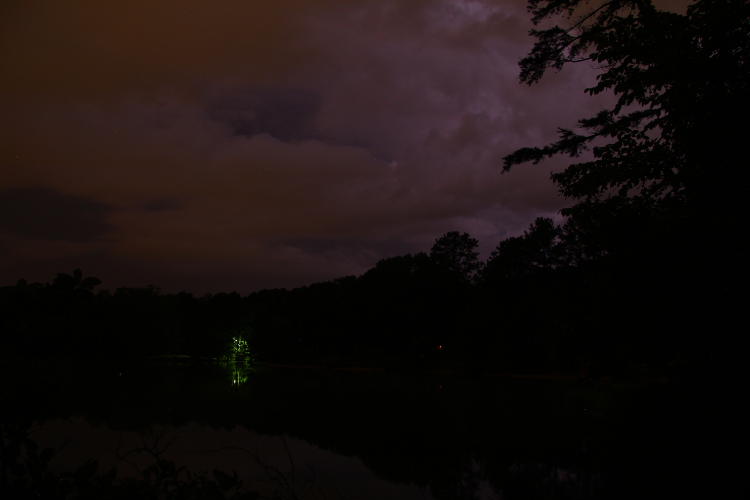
[505,0,750,216]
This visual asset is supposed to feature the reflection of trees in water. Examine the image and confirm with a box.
[2,362,712,500]
[0,422,262,500]
[221,336,254,388]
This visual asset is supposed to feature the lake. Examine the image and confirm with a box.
[0,357,733,499]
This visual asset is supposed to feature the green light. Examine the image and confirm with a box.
[232,337,249,355]
[231,368,248,387]
[223,335,253,388]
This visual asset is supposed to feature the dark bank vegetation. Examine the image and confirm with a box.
[2,0,748,378]
[1,421,259,500]
[0,207,733,378]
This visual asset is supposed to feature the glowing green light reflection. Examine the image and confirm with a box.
[221,335,254,388]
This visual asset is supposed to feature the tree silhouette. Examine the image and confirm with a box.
[483,218,563,283]
[429,231,482,283]
[51,268,102,294]
[496,0,750,374]
[504,0,750,224]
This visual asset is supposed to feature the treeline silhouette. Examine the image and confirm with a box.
[3,0,747,377]
[0,215,725,377]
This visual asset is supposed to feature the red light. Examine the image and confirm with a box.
[437,344,444,350]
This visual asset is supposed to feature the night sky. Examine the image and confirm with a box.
[1,0,684,292]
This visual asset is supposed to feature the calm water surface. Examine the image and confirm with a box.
[2,357,730,499]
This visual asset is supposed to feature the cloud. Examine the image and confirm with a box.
[208,88,322,142]
[0,188,113,242]
[1,0,625,292]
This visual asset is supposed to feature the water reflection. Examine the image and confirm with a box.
[221,336,254,388]
[3,359,717,500]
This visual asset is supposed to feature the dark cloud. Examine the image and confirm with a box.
[0,188,113,242]
[208,88,322,142]
[282,236,419,262]
[1,0,678,292]
[143,198,182,212]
